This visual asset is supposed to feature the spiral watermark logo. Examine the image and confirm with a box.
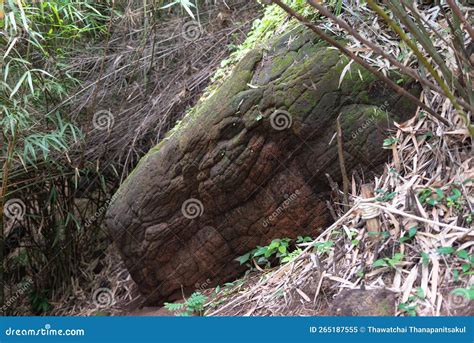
[93,110,115,131]
[182,21,202,41]
[3,198,26,221]
[181,198,204,219]
[92,287,114,308]
[270,109,292,131]
[448,288,471,309]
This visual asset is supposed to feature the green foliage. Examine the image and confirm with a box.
[398,287,428,316]
[418,188,444,206]
[399,226,417,243]
[398,301,417,316]
[373,252,404,268]
[455,250,474,276]
[236,236,321,269]
[446,188,463,210]
[382,137,398,148]
[236,238,292,268]
[375,188,396,202]
[160,0,197,19]
[437,246,455,255]
[1,0,115,313]
[296,235,313,243]
[1,0,111,168]
[313,240,334,254]
[29,289,53,314]
[164,292,208,316]
[420,252,430,266]
[417,186,470,222]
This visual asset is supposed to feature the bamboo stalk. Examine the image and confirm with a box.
[388,0,468,102]
[368,1,458,107]
[336,114,350,208]
[367,0,473,135]
[270,0,451,126]
[360,183,380,238]
[306,0,474,114]
[0,129,18,314]
[446,0,474,42]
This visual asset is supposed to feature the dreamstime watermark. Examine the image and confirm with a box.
[3,198,26,221]
[1,277,33,313]
[83,194,118,228]
[262,190,300,228]
[195,278,212,292]
[181,198,204,219]
[270,109,293,131]
[351,101,389,140]
[92,287,115,308]
[93,110,115,131]
[182,21,203,41]
[5,324,85,337]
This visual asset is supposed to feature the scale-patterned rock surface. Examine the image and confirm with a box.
[106,26,419,304]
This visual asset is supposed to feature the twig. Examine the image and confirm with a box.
[270,0,451,126]
[363,202,471,232]
[336,114,350,208]
[445,0,474,42]
[306,0,474,114]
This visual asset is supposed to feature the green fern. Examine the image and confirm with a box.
[164,292,208,316]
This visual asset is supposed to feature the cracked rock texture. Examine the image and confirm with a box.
[106,26,419,304]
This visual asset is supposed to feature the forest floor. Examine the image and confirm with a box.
[13,1,471,317]
[104,2,474,317]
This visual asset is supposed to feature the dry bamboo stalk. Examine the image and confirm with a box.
[270,0,450,126]
[360,184,380,238]
[336,114,350,208]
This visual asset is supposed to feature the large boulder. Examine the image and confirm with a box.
[106,26,419,304]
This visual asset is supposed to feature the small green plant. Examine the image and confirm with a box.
[236,238,291,267]
[375,188,396,202]
[382,137,399,149]
[312,240,334,254]
[418,188,444,206]
[398,300,417,316]
[399,287,426,316]
[373,253,404,268]
[29,289,53,314]
[236,236,316,268]
[466,211,473,225]
[164,292,207,316]
[421,252,430,266]
[296,236,313,243]
[280,248,303,263]
[446,188,463,210]
[455,250,474,276]
[418,187,468,222]
[400,226,417,243]
[437,246,455,255]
